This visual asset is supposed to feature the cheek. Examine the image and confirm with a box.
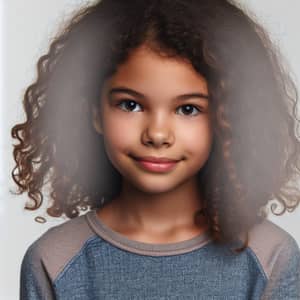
[102,115,138,153]
[181,122,213,158]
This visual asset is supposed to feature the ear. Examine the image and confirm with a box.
[92,105,103,135]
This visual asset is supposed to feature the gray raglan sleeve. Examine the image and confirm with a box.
[20,241,56,300]
[261,235,300,300]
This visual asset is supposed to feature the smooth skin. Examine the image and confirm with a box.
[92,44,213,243]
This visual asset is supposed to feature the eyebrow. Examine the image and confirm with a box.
[108,87,209,101]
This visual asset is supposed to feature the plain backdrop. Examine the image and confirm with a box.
[1,0,300,299]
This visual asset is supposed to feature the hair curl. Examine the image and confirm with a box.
[11,0,300,252]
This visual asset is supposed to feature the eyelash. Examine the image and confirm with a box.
[115,99,203,117]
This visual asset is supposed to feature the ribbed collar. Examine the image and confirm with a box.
[85,209,213,256]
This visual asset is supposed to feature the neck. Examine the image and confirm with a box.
[110,176,207,235]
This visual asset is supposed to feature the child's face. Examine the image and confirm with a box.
[93,45,213,194]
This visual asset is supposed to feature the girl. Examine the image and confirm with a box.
[12,0,300,299]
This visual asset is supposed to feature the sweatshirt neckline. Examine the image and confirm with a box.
[85,209,213,256]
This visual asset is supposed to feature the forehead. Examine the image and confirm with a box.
[105,45,208,97]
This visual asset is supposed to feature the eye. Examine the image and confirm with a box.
[177,105,201,116]
[116,100,202,116]
[117,99,142,112]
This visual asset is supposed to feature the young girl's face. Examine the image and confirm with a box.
[93,44,213,194]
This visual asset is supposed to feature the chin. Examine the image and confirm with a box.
[130,178,184,195]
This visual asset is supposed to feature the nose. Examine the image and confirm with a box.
[141,114,175,148]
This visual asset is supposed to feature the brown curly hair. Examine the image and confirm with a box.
[11,0,300,251]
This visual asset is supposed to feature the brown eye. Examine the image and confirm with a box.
[177,105,201,116]
[117,99,142,112]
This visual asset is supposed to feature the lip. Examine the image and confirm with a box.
[131,155,181,173]
[132,156,180,163]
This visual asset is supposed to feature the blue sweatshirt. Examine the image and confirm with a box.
[20,209,300,299]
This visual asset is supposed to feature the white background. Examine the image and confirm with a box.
[1,1,300,299]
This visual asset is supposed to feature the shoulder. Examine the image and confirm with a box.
[22,212,96,282]
[244,218,300,280]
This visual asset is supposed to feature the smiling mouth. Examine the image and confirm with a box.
[130,155,182,173]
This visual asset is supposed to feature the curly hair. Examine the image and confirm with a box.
[11,0,300,251]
